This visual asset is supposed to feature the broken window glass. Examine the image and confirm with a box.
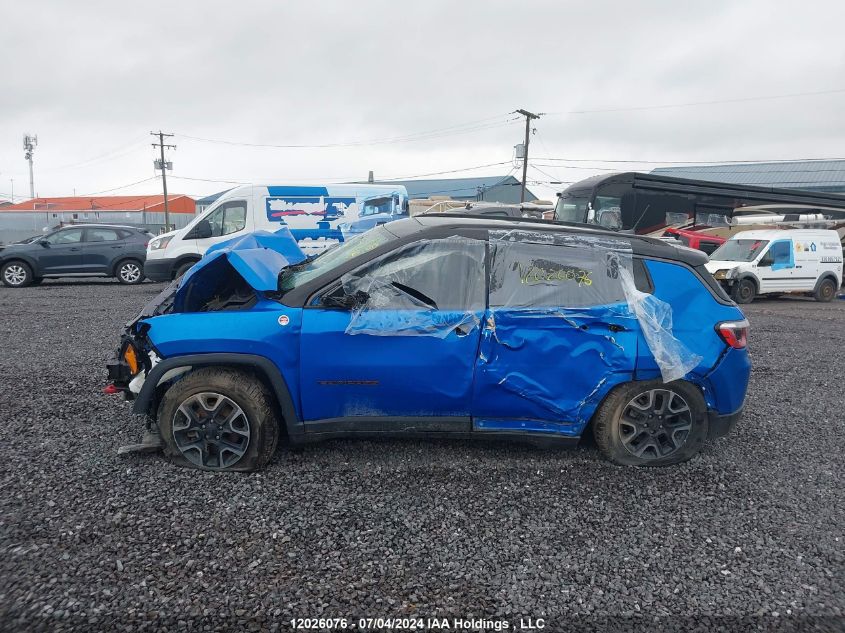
[342,237,485,337]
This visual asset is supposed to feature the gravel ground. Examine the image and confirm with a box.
[0,279,843,633]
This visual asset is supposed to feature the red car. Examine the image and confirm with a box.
[663,227,726,255]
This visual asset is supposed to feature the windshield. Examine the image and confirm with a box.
[278,227,392,293]
[710,238,769,262]
[554,191,590,223]
[361,197,393,217]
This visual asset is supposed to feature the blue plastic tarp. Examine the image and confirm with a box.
[181,228,306,292]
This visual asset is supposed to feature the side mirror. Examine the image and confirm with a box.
[758,254,773,267]
[321,289,369,310]
[187,219,212,239]
[39,239,50,247]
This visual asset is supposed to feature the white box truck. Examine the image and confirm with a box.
[705,229,843,303]
[144,184,408,281]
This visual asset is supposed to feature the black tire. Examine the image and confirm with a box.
[115,259,145,285]
[158,367,280,472]
[174,260,198,279]
[814,277,837,303]
[731,278,756,304]
[593,380,709,467]
[1,260,33,288]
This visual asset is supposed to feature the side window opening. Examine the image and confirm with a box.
[488,239,630,309]
[339,238,486,337]
[46,229,84,245]
[487,229,701,382]
[206,201,247,238]
[86,228,120,242]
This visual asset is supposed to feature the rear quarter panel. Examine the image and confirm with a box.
[637,260,746,376]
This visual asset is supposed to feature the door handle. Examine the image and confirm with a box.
[69,247,80,251]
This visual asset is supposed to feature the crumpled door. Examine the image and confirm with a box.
[471,232,640,436]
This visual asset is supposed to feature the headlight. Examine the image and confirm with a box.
[122,343,140,376]
[713,269,728,280]
[149,235,173,251]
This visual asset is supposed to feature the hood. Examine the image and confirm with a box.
[172,228,306,313]
[183,228,306,291]
[154,228,179,241]
[705,260,742,273]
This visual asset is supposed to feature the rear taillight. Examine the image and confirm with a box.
[716,319,749,349]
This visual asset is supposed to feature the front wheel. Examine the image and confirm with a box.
[731,278,756,304]
[593,380,709,466]
[2,261,33,288]
[158,368,280,471]
[174,260,198,279]
[116,259,145,285]
[814,277,837,302]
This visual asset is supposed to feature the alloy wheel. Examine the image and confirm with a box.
[172,392,251,469]
[618,388,693,460]
[3,264,28,286]
[120,262,142,283]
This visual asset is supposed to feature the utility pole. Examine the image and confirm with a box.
[23,134,37,198]
[515,109,541,202]
[151,131,176,231]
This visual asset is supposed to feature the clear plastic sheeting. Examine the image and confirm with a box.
[342,237,485,338]
[487,228,701,384]
[618,266,702,382]
[488,232,633,309]
[342,227,701,383]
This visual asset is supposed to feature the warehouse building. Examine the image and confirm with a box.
[0,194,196,244]
[651,160,845,194]
[371,174,537,203]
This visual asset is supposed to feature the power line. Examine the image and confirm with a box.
[168,161,517,186]
[531,156,845,165]
[37,138,148,173]
[175,114,520,149]
[376,161,514,181]
[78,176,160,196]
[543,88,845,115]
[529,164,572,185]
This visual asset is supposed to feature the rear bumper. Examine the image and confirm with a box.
[708,407,743,439]
[143,257,175,282]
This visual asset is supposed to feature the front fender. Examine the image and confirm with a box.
[132,352,303,442]
[0,252,42,275]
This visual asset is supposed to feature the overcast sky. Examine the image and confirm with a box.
[2,0,844,203]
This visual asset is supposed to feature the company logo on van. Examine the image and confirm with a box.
[266,196,357,223]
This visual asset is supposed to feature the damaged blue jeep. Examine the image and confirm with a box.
[107,216,751,471]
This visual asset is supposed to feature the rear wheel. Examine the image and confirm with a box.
[593,380,709,466]
[731,278,756,304]
[814,277,837,302]
[1,261,33,288]
[158,368,280,471]
[116,259,145,285]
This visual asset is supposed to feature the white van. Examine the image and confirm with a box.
[705,229,843,304]
[144,183,409,281]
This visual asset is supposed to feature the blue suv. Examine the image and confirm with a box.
[107,216,750,471]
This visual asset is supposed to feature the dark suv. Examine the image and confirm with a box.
[0,224,152,287]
